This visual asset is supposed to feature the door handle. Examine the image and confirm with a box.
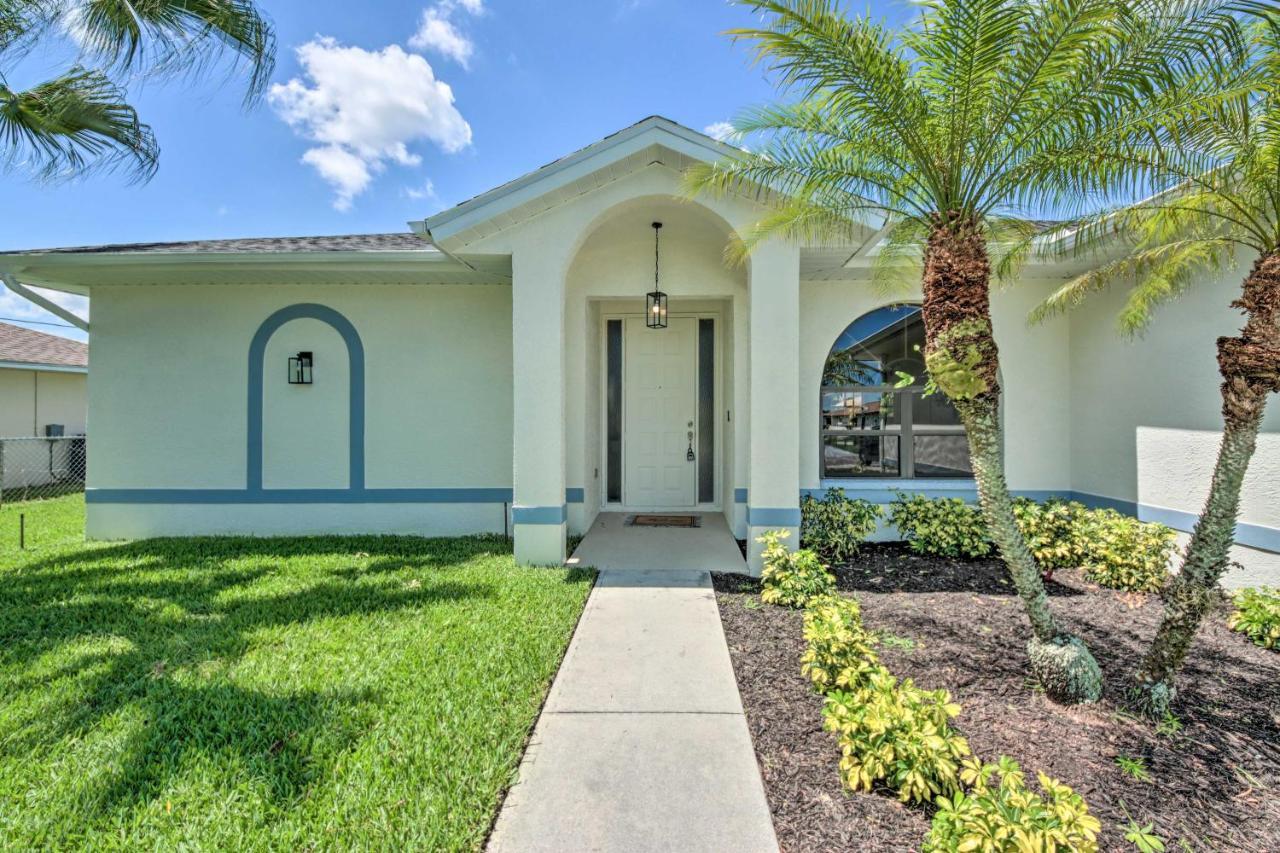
[687,425,695,461]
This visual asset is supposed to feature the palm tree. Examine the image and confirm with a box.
[0,1,274,182]
[690,0,1248,703]
[1031,13,1279,716]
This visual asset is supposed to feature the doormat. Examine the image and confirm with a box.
[628,514,702,528]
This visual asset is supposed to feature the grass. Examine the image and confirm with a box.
[1116,754,1152,783]
[0,492,86,555]
[0,495,594,850]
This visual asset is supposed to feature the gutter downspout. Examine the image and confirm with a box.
[1,272,89,332]
[408,221,513,282]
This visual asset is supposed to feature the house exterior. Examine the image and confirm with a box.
[1,117,1276,580]
[0,321,87,491]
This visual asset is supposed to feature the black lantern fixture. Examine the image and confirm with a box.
[288,351,313,385]
[647,221,669,329]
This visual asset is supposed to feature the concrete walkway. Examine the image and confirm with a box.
[488,515,778,852]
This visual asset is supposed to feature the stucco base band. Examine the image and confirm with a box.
[85,502,508,540]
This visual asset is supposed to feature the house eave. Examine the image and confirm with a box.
[0,359,87,374]
[0,249,508,290]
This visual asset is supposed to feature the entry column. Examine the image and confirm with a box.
[512,235,569,565]
[746,239,802,574]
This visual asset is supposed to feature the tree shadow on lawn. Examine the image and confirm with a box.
[0,534,507,823]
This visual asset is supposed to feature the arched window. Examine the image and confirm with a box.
[821,305,971,479]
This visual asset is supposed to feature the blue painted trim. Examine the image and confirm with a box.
[808,481,975,502]
[806,484,1279,555]
[248,304,365,493]
[805,481,1071,505]
[817,478,978,493]
[512,504,567,525]
[734,488,748,504]
[747,506,802,527]
[87,488,514,505]
[566,488,585,504]
[1017,490,1073,503]
[807,487,981,502]
[1074,491,1280,555]
[1069,490,1139,516]
[1213,517,1279,553]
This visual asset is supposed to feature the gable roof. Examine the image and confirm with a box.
[413,115,743,247]
[0,321,87,370]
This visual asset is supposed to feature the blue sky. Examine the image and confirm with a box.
[1,0,914,339]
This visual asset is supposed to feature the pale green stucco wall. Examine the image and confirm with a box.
[1066,255,1280,586]
[86,282,513,538]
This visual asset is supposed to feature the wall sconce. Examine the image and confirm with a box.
[647,221,669,329]
[288,351,313,385]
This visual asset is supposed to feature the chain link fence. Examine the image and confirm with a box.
[0,436,86,505]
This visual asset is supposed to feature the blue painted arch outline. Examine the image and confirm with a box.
[247,304,365,492]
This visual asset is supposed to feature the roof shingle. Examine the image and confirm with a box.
[0,322,87,367]
[10,232,432,256]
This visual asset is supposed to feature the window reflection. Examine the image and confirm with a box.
[821,306,970,479]
[823,435,900,477]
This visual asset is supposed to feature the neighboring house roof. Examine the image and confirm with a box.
[6,232,434,256]
[0,321,87,372]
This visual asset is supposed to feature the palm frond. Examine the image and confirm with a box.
[987,216,1049,284]
[0,66,157,181]
[722,194,877,265]
[730,1,945,202]
[701,0,1267,334]
[1029,236,1237,333]
[869,217,927,298]
[60,0,276,103]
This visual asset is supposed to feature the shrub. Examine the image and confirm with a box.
[822,671,970,804]
[924,756,1101,853]
[800,594,885,693]
[1076,509,1176,593]
[1228,587,1280,650]
[1012,497,1090,577]
[758,530,835,607]
[888,493,993,559]
[801,488,883,563]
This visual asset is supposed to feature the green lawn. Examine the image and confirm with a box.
[0,495,593,850]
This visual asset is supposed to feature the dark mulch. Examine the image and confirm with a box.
[714,543,1280,852]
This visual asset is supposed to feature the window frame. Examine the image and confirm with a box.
[820,306,972,480]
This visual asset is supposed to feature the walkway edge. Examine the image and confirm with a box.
[486,568,779,853]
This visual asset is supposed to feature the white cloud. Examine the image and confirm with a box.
[402,179,437,201]
[269,38,472,211]
[410,0,485,68]
[704,122,736,142]
[0,283,89,343]
[410,10,474,67]
[301,145,374,211]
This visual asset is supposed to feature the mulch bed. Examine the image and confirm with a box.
[713,543,1280,852]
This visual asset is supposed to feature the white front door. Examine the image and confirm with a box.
[624,316,697,507]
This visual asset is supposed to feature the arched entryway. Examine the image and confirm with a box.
[564,196,747,528]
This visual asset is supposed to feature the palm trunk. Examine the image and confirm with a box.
[922,218,1101,704]
[1135,251,1280,717]
[956,396,1058,641]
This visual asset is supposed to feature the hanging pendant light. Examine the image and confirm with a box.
[647,221,669,329]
